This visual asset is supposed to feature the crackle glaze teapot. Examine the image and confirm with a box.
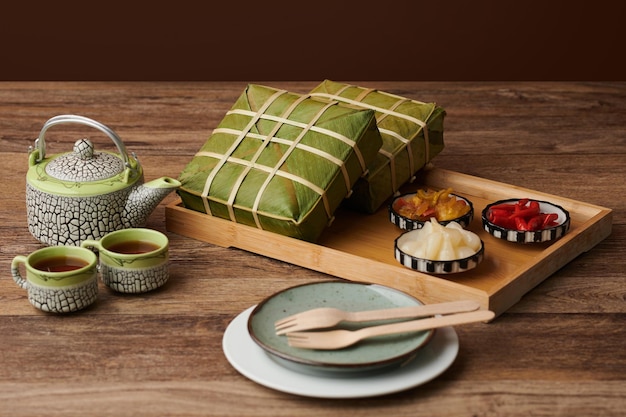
[26,115,181,246]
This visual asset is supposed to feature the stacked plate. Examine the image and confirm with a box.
[222,281,460,398]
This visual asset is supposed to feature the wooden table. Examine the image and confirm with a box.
[1,82,624,416]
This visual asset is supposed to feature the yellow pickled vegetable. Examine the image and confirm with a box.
[394,188,470,221]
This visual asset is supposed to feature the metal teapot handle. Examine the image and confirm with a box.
[34,115,133,169]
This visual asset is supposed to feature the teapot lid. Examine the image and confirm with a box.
[45,139,125,181]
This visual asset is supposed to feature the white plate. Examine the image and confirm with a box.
[222,306,460,399]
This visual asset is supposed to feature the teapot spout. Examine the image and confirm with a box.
[123,177,181,228]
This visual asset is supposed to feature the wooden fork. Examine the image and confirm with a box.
[286,309,495,350]
[275,300,480,335]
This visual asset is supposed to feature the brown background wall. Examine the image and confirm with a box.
[2,0,624,81]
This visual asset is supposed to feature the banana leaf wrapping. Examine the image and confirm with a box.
[310,80,446,213]
[177,84,383,242]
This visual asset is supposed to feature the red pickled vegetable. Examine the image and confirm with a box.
[542,213,559,227]
[489,203,516,212]
[487,199,559,232]
[488,211,517,229]
[527,215,544,231]
[489,208,512,218]
[515,217,529,231]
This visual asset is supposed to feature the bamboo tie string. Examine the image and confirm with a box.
[309,87,432,179]
[200,89,287,215]
[225,93,309,222]
[251,100,339,229]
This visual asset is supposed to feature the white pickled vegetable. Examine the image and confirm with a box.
[438,233,457,260]
[425,232,443,259]
[456,246,477,259]
[445,227,463,247]
[399,240,423,258]
[421,219,434,235]
[445,221,463,231]
[460,229,481,251]
[400,218,481,261]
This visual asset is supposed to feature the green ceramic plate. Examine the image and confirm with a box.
[247,281,434,375]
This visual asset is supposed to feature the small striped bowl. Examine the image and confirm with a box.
[481,199,571,244]
[389,193,474,231]
[394,232,484,274]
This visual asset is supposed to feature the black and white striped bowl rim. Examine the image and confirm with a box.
[394,233,484,274]
[389,193,474,230]
[481,199,571,244]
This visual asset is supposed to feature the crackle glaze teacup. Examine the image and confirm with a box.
[82,228,169,293]
[11,246,98,313]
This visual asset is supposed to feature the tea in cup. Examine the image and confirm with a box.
[11,246,98,313]
[82,228,169,293]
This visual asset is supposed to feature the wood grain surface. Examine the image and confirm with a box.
[1,82,624,416]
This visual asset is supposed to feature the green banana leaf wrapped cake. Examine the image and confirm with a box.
[177,84,383,242]
[310,80,446,213]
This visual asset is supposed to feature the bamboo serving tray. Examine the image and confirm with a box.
[165,167,612,317]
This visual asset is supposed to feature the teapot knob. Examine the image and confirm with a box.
[74,139,94,160]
